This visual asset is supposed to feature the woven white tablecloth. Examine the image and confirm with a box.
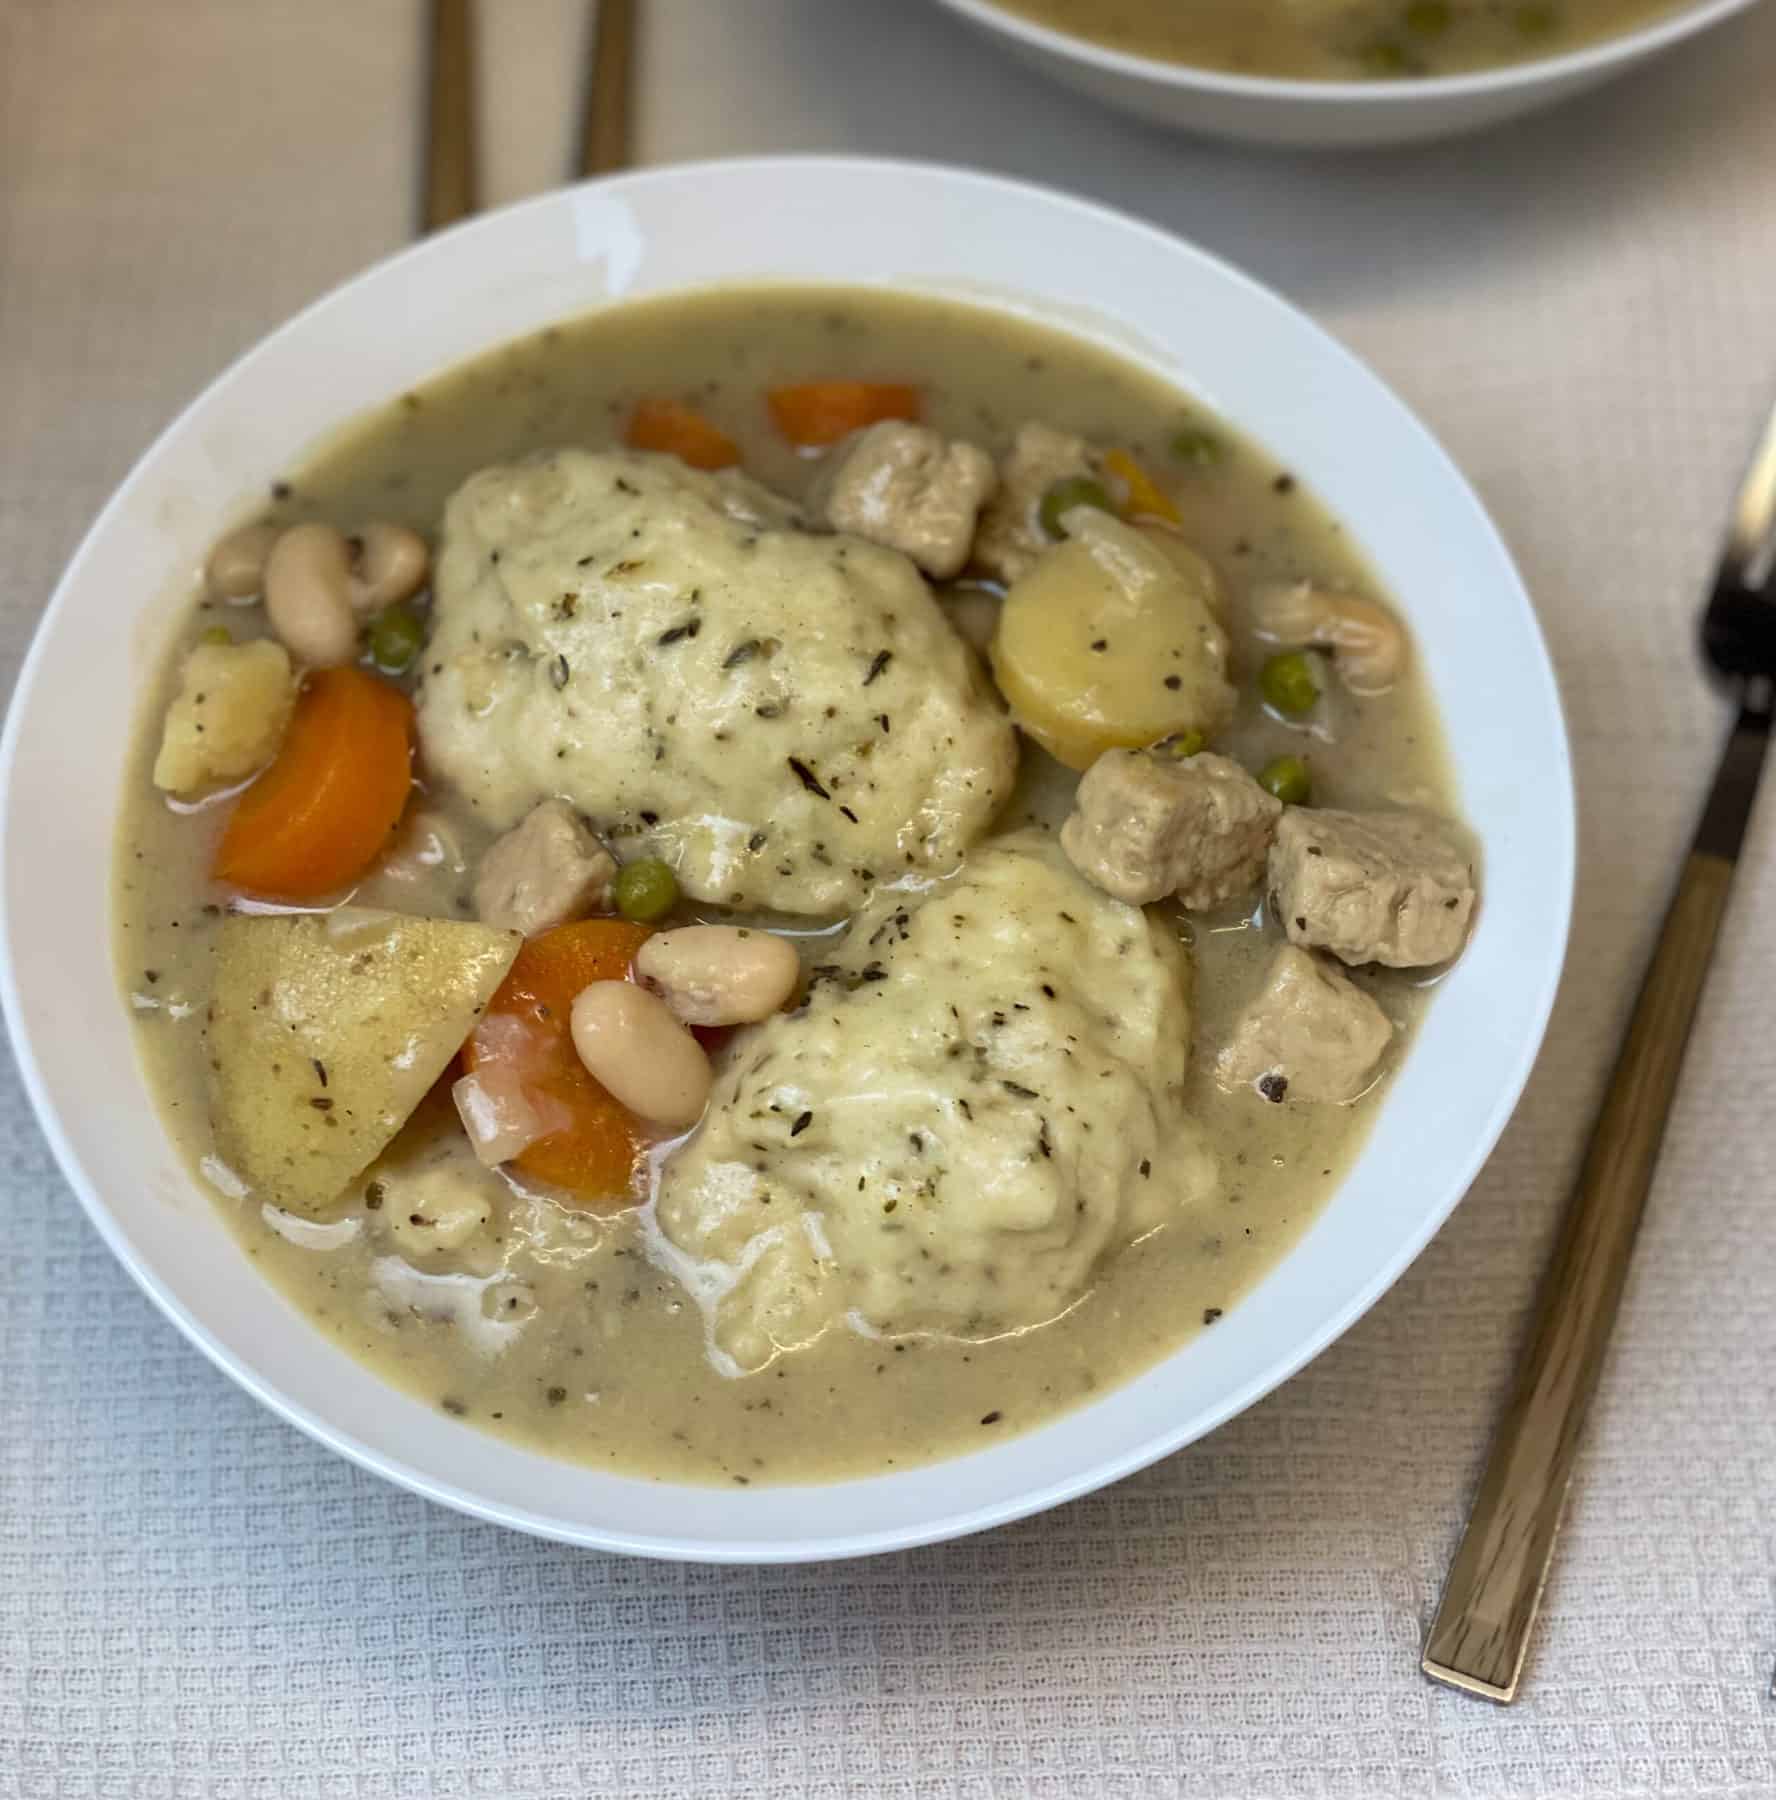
[4,2,1775,1794]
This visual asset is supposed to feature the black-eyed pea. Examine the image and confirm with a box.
[634,925,801,1027]
[263,522,358,666]
[570,980,711,1129]
[204,522,281,601]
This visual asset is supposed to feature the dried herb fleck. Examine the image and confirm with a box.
[787,757,830,799]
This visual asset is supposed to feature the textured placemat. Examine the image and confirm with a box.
[3,2,1774,1794]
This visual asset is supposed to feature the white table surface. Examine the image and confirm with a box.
[3,2,1775,1795]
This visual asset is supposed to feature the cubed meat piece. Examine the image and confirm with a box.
[472,799,615,936]
[1269,807,1476,968]
[152,638,295,797]
[1060,748,1281,909]
[811,422,997,580]
[1216,945,1394,1104]
[973,422,1100,584]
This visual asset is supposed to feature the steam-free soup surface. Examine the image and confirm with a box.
[993,0,1684,78]
[115,287,1461,1485]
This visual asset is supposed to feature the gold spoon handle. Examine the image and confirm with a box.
[423,0,478,233]
[1425,702,1769,1702]
[580,0,636,178]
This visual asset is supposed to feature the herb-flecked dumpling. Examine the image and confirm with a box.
[414,449,1018,917]
[654,831,1218,1372]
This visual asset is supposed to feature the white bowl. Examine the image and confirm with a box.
[0,158,1572,1561]
[933,0,1760,146]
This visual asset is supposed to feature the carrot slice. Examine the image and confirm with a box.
[213,667,413,900]
[1104,448,1182,525]
[625,398,741,471]
[767,381,921,448]
[462,918,655,1207]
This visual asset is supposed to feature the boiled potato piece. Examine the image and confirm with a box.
[989,508,1235,771]
[152,639,295,797]
[208,911,520,1214]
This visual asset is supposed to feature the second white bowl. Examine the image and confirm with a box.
[932,0,1761,146]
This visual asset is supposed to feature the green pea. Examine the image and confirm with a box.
[368,602,425,675]
[1259,650,1321,718]
[614,858,679,924]
[1038,476,1113,541]
[1259,755,1312,806]
[1404,0,1450,34]
[1164,729,1206,759]
[1169,427,1223,467]
[197,624,233,647]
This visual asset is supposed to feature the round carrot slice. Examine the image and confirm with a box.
[462,918,655,1208]
[625,398,741,471]
[213,666,414,900]
[767,381,921,448]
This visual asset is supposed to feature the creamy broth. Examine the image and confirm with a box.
[115,287,1460,1485]
[992,0,1684,78]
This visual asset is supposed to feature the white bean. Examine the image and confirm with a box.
[634,925,801,1026]
[263,523,358,666]
[204,522,280,601]
[570,981,712,1129]
[350,521,429,612]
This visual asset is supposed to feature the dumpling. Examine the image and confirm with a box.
[652,830,1218,1372]
[415,449,1018,917]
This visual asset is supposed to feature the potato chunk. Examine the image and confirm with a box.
[989,509,1235,771]
[207,911,520,1213]
[152,639,295,797]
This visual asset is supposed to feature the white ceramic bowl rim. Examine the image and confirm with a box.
[0,156,1574,1561]
[937,0,1759,102]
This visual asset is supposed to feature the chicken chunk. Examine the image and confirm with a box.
[811,422,997,580]
[1217,945,1393,1104]
[1061,749,1281,909]
[973,422,1100,584]
[472,799,615,937]
[1269,807,1476,968]
[152,638,295,797]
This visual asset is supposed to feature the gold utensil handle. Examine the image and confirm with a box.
[424,0,477,233]
[1423,846,1736,1701]
[580,0,636,178]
